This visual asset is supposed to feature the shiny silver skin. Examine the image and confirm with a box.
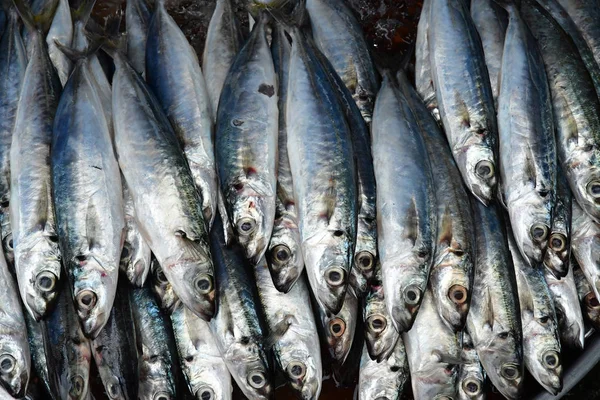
[215,14,278,264]
[399,71,473,332]
[556,0,600,70]
[171,304,232,400]
[573,263,600,332]
[112,52,215,320]
[496,1,556,266]
[508,231,562,395]
[10,9,62,320]
[202,0,242,121]
[571,200,600,300]
[46,0,72,86]
[254,259,322,400]
[0,248,30,398]
[544,169,571,278]
[1,213,13,272]
[428,0,498,205]
[470,0,506,105]
[120,182,151,287]
[146,0,218,227]
[24,311,53,399]
[372,72,435,333]
[149,257,181,314]
[521,0,600,226]
[543,265,585,350]
[52,56,124,339]
[402,289,460,400]
[305,0,378,123]
[266,23,304,293]
[357,339,409,400]
[126,0,151,76]
[286,29,357,314]
[415,0,439,121]
[209,215,272,400]
[466,201,523,400]
[130,287,179,400]
[315,287,357,365]
[457,332,486,400]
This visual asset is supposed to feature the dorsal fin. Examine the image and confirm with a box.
[439,205,453,246]
[481,287,495,330]
[404,197,420,246]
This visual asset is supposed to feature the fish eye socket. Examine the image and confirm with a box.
[367,314,387,333]
[3,234,12,251]
[543,350,560,369]
[194,274,213,294]
[448,284,468,305]
[463,379,482,395]
[36,271,57,292]
[153,392,170,400]
[0,354,15,373]
[154,267,168,284]
[271,245,291,264]
[287,361,306,379]
[328,318,346,337]
[237,218,256,236]
[198,388,214,400]
[587,181,600,199]
[549,233,567,252]
[107,378,121,399]
[355,251,375,271]
[325,266,345,287]
[404,285,421,305]
[585,293,600,308]
[500,363,520,380]
[76,290,97,311]
[69,375,85,396]
[475,160,494,179]
[247,371,267,389]
[531,223,549,242]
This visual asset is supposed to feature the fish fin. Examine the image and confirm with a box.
[454,92,471,129]
[70,0,96,26]
[524,145,537,188]
[264,314,297,349]
[54,38,102,61]
[481,287,495,330]
[12,0,58,34]
[404,197,420,246]
[439,205,454,246]
[85,193,101,251]
[254,0,306,30]
[431,349,466,365]
[85,13,126,57]
[496,181,508,210]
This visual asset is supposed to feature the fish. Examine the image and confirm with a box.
[171,304,233,400]
[521,0,600,226]
[508,230,562,395]
[0,246,30,398]
[466,201,523,400]
[415,0,439,121]
[149,257,181,314]
[571,200,600,300]
[428,0,499,204]
[130,286,180,400]
[1,213,14,271]
[402,289,460,400]
[470,0,507,105]
[215,13,278,264]
[24,311,54,399]
[209,215,272,400]
[496,0,556,266]
[146,0,218,227]
[399,70,474,332]
[543,264,585,350]
[126,0,151,76]
[254,259,322,399]
[286,28,357,314]
[46,0,72,86]
[10,0,63,320]
[573,263,600,332]
[202,0,243,122]
[305,0,379,123]
[372,71,436,333]
[43,286,92,400]
[543,168,571,278]
[266,22,304,293]
[91,280,138,400]
[457,332,486,400]
[52,47,124,338]
[357,339,409,400]
[111,45,215,320]
[120,182,151,287]
[556,0,600,70]
[330,309,364,388]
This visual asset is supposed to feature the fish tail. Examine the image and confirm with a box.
[71,0,96,26]
[492,0,521,12]
[12,0,59,34]
[84,12,126,58]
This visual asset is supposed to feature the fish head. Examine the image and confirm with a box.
[411,362,458,400]
[321,289,357,364]
[576,173,600,221]
[138,355,177,400]
[363,288,397,362]
[429,257,471,332]
[101,374,132,400]
[150,261,180,313]
[266,223,303,293]
[508,202,551,265]
[583,291,600,327]
[1,218,14,269]
[459,369,486,400]
[479,332,524,400]
[383,260,428,333]
[232,194,275,264]
[0,339,30,398]
[530,346,563,396]
[285,352,322,400]
[543,231,569,278]
[461,144,497,204]
[120,232,152,287]
[226,342,272,400]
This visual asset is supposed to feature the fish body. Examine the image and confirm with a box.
[571,201,600,300]
[46,0,72,86]
[457,332,486,400]
[120,182,151,287]
[357,339,409,400]
[556,0,600,69]
[126,0,151,76]
[544,169,571,278]
[415,0,439,121]
[24,311,53,399]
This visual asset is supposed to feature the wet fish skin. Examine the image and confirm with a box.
[372,72,435,333]
[306,0,379,123]
[146,0,218,227]
[286,29,357,314]
[466,201,523,400]
[556,0,600,69]
[171,305,232,400]
[571,201,600,300]
[399,70,473,332]
[357,339,409,400]
[544,168,571,278]
[120,182,151,287]
[126,0,151,76]
[149,257,181,314]
[428,0,499,204]
[46,0,72,86]
[415,0,439,121]
[112,51,215,320]
[457,332,486,400]
[24,311,54,399]
[573,263,600,332]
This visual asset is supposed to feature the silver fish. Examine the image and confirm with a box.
[120,182,151,287]
[126,0,151,76]
[428,0,498,204]
[573,263,600,332]
[556,0,600,69]
[571,200,600,300]
[112,51,215,320]
[216,13,278,264]
[399,70,473,332]
[403,289,460,400]
[306,0,379,123]
[466,201,523,400]
[11,0,62,320]
[508,231,562,395]
[146,0,218,227]
[415,0,439,121]
[544,168,571,278]
[1,213,13,272]
[149,257,181,314]
[202,0,243,121]
[457,332,486,400]
[254,259,322,399]
[24,311,53,399]
[46,0,72,86]
[496,0,556,266]
[372,72,435,333]
[286,28,357,314]
[357,339,409,400]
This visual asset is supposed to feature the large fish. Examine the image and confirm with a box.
[357,339,409,400]
[372,72,435,332]
[146,0,218,227]
[556,0,600,69]
[457,332,486,400]
[466,201,523,400]
[543,168,571,278]
[126,0,151,76]
[120,182,151,287]
[112,48,215,320]
[428,0,498,204]
[414,0,438,121]
[11,0,63,320]
[573,263,600,332]
[571,201,600,300]
[286,28,357,314]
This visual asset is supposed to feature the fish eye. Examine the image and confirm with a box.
[194,274,213,294]
[549,233,567,252]
[237,218,256,236]
[542,350,560,369]
[287,361,307,380]
[153,392,170,400]
[448,284,468,305]
[198,387,214,400]
[271,244,291,264]
[106,376,121,399]
[0,354,15,373]
[531,223,549,242]
[367,314,387,333]
[404,285,421,305]
[585,293,600,308]
[324,266,346,287]
[587,180,600,199]
[154,266,168,284]
[247,370,267,389]
[3,234,12,251]
[76,290,97,311]
[69,375,85,397]
[500,363,520,380]
[355,251,375,271]
[475,160,494,179]
[36,271,57,292]
[328,318,346,337]
[462,378,482,395]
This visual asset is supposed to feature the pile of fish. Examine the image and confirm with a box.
[0,0,600,398]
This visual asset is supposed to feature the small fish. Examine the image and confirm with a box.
[571,201,600,300]
[149,257,181,314]
[457,332,486,400]
[126,0,151,76]
[120,182,151,287]
[574,263,600,332]
[415,0,439,121]
[357,339,409,400]
[544,168,571,278]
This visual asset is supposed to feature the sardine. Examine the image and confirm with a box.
[571,200,600,300]
[372,72,435,332]
[428,0,498,204]
[46,0,72,86]
[126,0,151,76]
[457,332,486,400]
[466,201,523,400]
[357,339,409,400]
[120,182,151,287]
[573,263,600,332]
[415,0,439,121]
[556,0,600,69]
[543,168,571,278]
[171,305,232,400]
[149,257,181,314]
[146,0,218,227]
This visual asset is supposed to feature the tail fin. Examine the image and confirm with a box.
[70,0,96,27]
[251,0,306,29]
[12,0,58,34]
[54,38,102,61]
[84,12,125,57]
